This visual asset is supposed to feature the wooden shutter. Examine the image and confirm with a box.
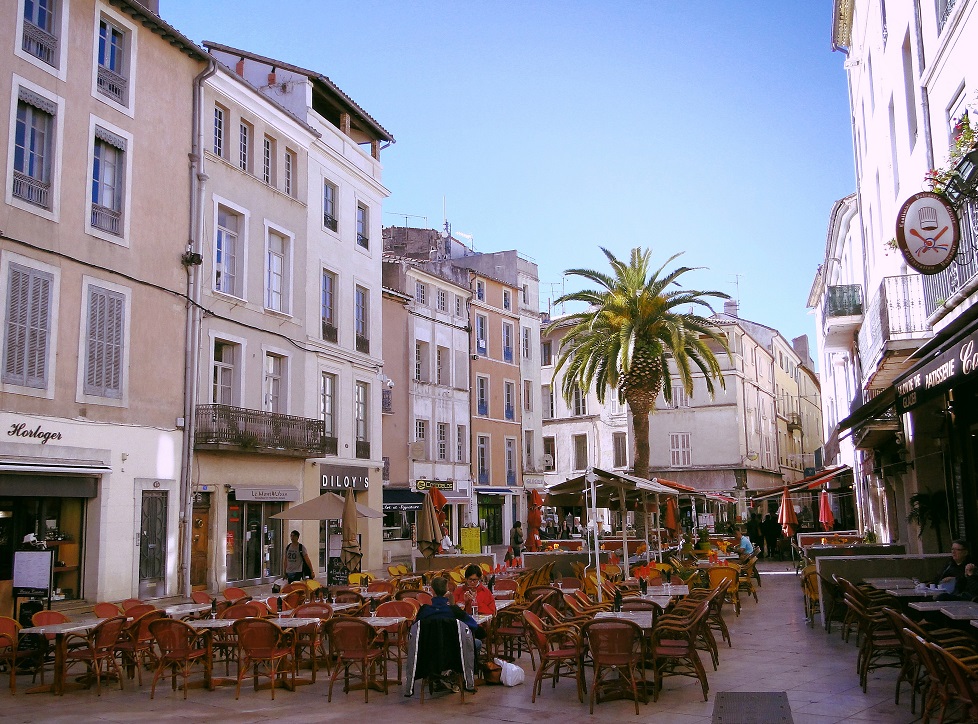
[3,263,52,388]
[84,285,124,398]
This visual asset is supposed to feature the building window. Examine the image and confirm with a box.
[670,385,689,409]
[212,340,237,405]
[83,285,125,399]
[523,380,532,411]
[476,376,489,416]
[503,289,511,310]
[2,262,52,388]
[12,97,54,209]
[524,430,534,469]
[475,314,487,355]
[415,418,427,459]
[437,422,448,460]
[321,270,336,342]
[284,149,295,196]
[457,425,466,463]
[504,381,515,420]
[670,432,691,467]
[613,432,628,468]
[437,289,447,312]
[354,285,369,353]
[522,327,531,360]
[22,0,60,67]
[213,105,226,157]
[415,281,427,306]
[263,353,284,413]
[356,202,369,248]
[541,340,552,366]
[322,179,337,231]
[265,229,289,313]
[505,438,516,484]
[238,121,251,172]
[902,34,917,146]
[215,206,241,297]
[522,284,529,305]
[502,322,514,362]
[91,132,125,235]
[320,372,336,439]
[455,296,462,317]
[573,434,588,470]
[96,18,128,105]
[262,135,274,185]
[543,437,556,471]
[573,386,587,416]
[355,381,369,442]
[414,341,429,382]
[542,385,554,420]
[477,435,490,483]
[436,346,448,385]
[476,280,485,301]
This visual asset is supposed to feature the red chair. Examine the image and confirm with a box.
[120,598,145,612]
[149,618,211,699]
[115,609,166,685]
[375,600,416,683]
[492,578,519,599]
[649,599,711,702]
[395,589,432,606]
[190,591,213,605]
[124,603,157,621]
[325,617,388,702]
[0,617,21,693]
[333,590,369,616]
[63,616,127,695]
[580,618,646,714]
[223,586,249,603]
[233,618,295,699]
[93,602,123,618]
[30,610,74,685]
[523,610,582,703]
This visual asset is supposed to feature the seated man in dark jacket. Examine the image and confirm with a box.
[414,576,485,691]
[935,540,978,600]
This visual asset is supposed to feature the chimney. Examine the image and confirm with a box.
[723,299,739,317]
[235,58,246,76]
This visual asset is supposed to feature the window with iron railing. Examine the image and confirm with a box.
[22,0,59,67]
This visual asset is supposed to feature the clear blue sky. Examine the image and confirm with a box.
[163,1,854,352]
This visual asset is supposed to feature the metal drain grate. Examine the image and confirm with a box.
[712,691,794,724]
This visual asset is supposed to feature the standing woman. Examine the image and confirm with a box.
[510,520,524,558]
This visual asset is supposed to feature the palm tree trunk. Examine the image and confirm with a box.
[628,397,653,540]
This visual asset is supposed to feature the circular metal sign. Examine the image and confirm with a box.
[896,192,960,274]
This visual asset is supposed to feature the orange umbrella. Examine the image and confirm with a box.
[819,490,835,532]
[429,487,448,526]
[527,489,544,552]
[663,497,680,539]
[778,486,799,538]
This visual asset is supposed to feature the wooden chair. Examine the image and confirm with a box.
[233,618,295,699]
[64,616,127,695]
[124,603,157,621]
[801,567,821,627]
[523,610,582,703]
[148,618,211,699]
[930,639,978,723]
[115,609,166,685]
[0,617,21,693]
[348,572,373,586]
[842,593,901,692]
[580,618,646,714]
[29,610,74,685]
[333,590,368,616]
[325,617,388,702]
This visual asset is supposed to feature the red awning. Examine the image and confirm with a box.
[750,465,852,502]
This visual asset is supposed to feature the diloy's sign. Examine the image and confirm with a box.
[895,328,978,413]
[895,192,960,275]
[320,464,369,491]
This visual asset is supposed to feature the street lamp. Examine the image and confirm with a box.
[944,149,978,208]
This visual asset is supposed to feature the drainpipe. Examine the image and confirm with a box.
[912,0,936,172]
[179,58,217,598]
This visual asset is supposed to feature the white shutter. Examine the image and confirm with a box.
[3,264,52,388]
[84,286,124,398]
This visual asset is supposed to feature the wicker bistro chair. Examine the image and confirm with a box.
[906,632,955,724]
[579,618,646,715]
[115,609,166,685]
[93,602,123,618]
[374,600,416,684]
[842,593,902,692]
[148,618,211,699]
[395,589,432,607]
[523,610,582,703]
[660,594,720,671]
[63,615,128,695]
[649,598,711,702]
[190,591,213,605]
[223,587,249,603]
[120,598,145,612]
[492,601,535,668]
[233,618,295,700]
[0,617,20,693]
[492,578,519,600]
[540,602,591,631]
[212,602,265,675]
[930,640,978,723]
[29,610,78,685]
[801,568,822,627]
[324,617,389,702]
[290,603,333,678]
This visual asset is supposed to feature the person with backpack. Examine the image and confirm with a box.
[283,530,315,583]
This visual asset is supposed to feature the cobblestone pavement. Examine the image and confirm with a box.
[4,560,922,723]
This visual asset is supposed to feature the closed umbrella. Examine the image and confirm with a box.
[340,489,362,572]
[416,490,442,560]
[663,497,680,541]
[819,490,835,532]
[778,486,799,539]
[527,489,544,552]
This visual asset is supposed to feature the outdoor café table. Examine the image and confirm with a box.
[937,602,978,620]
[909,601,951,613]
[863,577,917,590]
[21,619,100,695]
[495,599,514,612]
[884,588,943,598]
[330,601,360,614]
[164,602,213,619]
[647,584,690,598]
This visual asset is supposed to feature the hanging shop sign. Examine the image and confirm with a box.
[415,479,453,491]
[895,192,960,274]
[320,464,369,491]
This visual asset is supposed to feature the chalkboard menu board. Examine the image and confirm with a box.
[327,556,349,586]
[13,549,54,598]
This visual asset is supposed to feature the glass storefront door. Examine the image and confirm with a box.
[226,495,283,584]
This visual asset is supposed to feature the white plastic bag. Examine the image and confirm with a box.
[495,658,524,687]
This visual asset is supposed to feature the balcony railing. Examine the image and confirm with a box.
[476,341,487,356]
[355,334,370,354]
[478,471,489,484]
[503,347,513,362]
[477,401,488,416]
[13,171,50,209]
[194,404,327,457]
[321,321,337,343]
[355,440,370,459]
[825,284,863,317]
[97,65,127,105]
[323,435,338,455]
[786,412,801,430]
[923,201,978,317]
[356,233,369,249]
[506,471,516,485]
[91,203,122,235]
[858,275,930,366]
[22,22,58,66]
[504,405,515,420]
[324,213,337,232]
[939,0,958,33]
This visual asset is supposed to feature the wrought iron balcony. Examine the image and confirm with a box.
[505,405,515,420]
[13,171,50,209]
[477,401,488,416]
[324,213,337,232]
[786,413,802,431]
[858,275,931,387]
[506,471,517,485]
[22,22,58,66]
[321,321,337,343]
[478,471,489,484]
[923,201,978,318]
[97,65,127,104]
[357,233,369,249]
[194,404,327,457]
[822,284,864,350]
[91,203,122,235]
[355,440,370,459]
[355,334,370,354]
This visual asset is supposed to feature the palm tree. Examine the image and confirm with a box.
[547,247,730,483]
[907,489,950,553]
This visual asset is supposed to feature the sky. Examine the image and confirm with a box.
[162,1,855,354]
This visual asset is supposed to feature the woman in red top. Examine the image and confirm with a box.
[453,564,496,615]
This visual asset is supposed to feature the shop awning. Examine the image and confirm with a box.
[750,465,852,501]
[546,467,678,507]
[382,489,426,510]
[0,475,98,497]
[441,490,471,503]
[474,487,520,496]
[0,458,112,475]
[893,310,978,413]
[835,388,897,436]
